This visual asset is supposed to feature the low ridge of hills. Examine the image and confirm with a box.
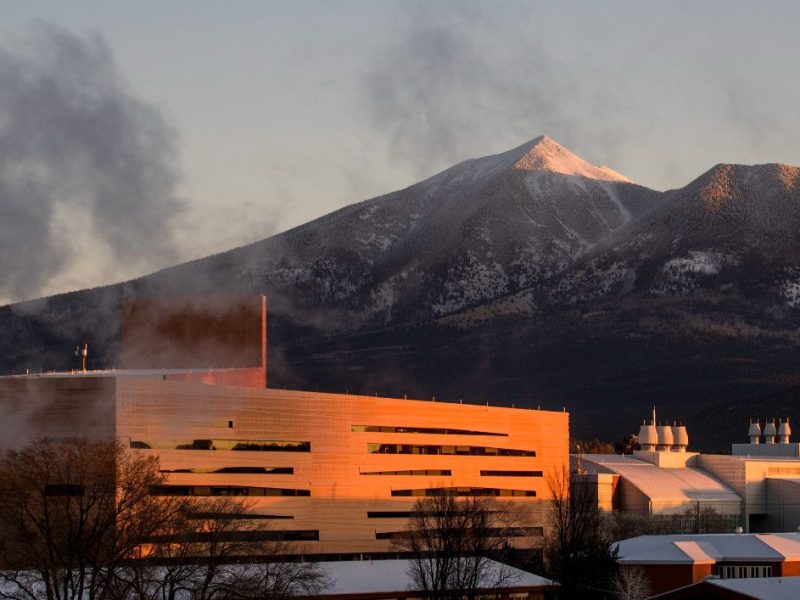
[2,136,799,451]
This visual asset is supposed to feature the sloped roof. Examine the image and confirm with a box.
[616,533,800,565]
[579,454,741,505]
[711,576,800,600]
[319,559,555,595]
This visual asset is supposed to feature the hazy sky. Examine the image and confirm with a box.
[1,0,799,304]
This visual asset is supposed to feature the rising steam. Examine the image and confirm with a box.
[0,22,185,304]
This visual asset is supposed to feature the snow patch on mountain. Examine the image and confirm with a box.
[651,251,733,295]
[513,136,632,183]
[440,289,536,330]
[432,254,510,316]
[780,268,800,308]
[548,260,630,305]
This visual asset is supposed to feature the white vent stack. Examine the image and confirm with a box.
[656,423,674,452]
[638,419,658,451]
[638,406,658,451]
[779,418,792,444]
[764,419,777,444]
[748,419,762,444]
[672,422,688,452]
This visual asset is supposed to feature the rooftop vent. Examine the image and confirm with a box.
[748,419,762,444]
[656,424,674,451]
[764,419,777,444]
[779,418,792,444]
[637,406,658,451]
[672,422,688,452]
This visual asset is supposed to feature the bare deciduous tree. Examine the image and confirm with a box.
[0,437,171,600]
[611,566,650,600]
[544,467,617,600]
[394,492,532,600]
[0,438,329,600]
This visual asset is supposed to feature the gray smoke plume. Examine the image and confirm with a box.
[360,5,582,177]
[0,22,185,304]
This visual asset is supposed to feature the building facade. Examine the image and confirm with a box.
[615,533,800,596]
[0,372,568,557]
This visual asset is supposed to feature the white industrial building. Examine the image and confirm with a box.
[573,410,800,533]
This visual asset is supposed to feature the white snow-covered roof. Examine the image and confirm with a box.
[711,576,800,600]
[616,533,800,565]
[0,560,554,599]
[319,559,555,595]
[579,454,741,505]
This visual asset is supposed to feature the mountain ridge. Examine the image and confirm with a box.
[1,135,799,450]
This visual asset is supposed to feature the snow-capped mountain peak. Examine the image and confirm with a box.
[512,135,632,183]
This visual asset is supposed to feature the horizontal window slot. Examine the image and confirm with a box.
[147,530,319,543]
[161,467,294,474]
[480,470,543,477]
[391,487,536,498]
[189,512,294,520]
[368,511,416,519]
[368,444,535,457]
[367,510,506,519]
[131,440,310,452]
[150,485,310,497]
[376,527,543,540]
[352,425,506,437]
[361,469,452,476]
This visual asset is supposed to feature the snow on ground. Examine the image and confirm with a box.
[651,251,733,295]
[432,253,510,316]
[548,260,629,305]
[513,136,632,183]
[780,268,800,308]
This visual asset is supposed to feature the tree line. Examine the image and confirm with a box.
[0,437,731,600]
[0,438,327,600]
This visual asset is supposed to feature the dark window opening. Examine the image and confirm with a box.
[352,425,506,437]
[367,510,499,519]
[160,466,293,475]
[368,444,535,457]
[361,469,452,476]
[376,527,542,540]
[391,487,536,497]
[147,530,319,543]
[480,470,543,477]
[150,485,310,497]
[130,439,310,452]
[189,512,294,520]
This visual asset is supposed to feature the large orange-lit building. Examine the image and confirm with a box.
[0,296,569,557]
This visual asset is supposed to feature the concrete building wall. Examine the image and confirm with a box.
[764,479,800,533]
[697,455,800,532]
[117,378,568,555]
[0,376,117,451]
[617,478,651,516]
[121,296,267,387]
[1,374,568,557]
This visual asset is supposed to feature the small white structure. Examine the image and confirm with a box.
[733,417,800,458]
[779,419,792,445]
[638,409,658,451]
[764,420,777,445]
[748,420,762,445]
[672,423,689,453]
[657,424,674,452]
